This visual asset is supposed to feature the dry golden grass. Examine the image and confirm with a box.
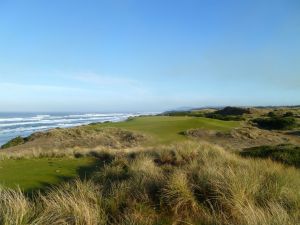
[0,127,146,159]
[0,187,33,225]
[0,141,299,225]
[34,179,107,225]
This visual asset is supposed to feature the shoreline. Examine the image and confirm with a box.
[0,112,158,147]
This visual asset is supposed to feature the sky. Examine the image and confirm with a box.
[0,0,299,112]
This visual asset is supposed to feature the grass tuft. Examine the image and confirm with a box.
[0,142,299,224]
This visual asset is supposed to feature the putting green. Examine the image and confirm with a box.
[91,116,240,144]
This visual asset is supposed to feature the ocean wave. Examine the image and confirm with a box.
[0,117,28,122]
[0,125,63,134]
[66,113,126,118]
[0,112,158,145]
[0,116,126,128]
[0,113,137,124]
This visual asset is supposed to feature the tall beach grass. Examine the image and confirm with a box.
[0,142,299,224]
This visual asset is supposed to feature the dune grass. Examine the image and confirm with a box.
[0,142,299,224]
[90,116,240,145]
[0,116,240,192]
[0,115,299,224]
[0,158,96,191]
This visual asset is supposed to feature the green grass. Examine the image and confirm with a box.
[0,114,299,224]
[0,116,240,191]
[90,116,240,145]
[0,157,96,191]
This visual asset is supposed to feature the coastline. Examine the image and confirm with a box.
[0,112,158,146]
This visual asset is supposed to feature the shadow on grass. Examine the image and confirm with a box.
[178,131,186,136]
[287,130,300,136]
[77,151,114,179]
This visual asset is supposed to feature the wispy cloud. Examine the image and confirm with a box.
[0,82,85,92]
[72,72,151,96]
[73,73,141,87]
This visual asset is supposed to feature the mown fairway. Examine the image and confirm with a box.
[0,157,96,191]
[91,116,240,144]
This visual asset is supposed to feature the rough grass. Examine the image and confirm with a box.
[240,144,300,168]
[35,180,107,225]
[1,127,146,153]
[0,187,33,225]
[0,142,299,225]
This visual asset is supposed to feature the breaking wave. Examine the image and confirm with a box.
[0,112,156,146]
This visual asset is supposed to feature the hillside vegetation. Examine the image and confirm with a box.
[253,116,297,130]
[0,116,241,192]
[1,127,146,152]
[0,142,299,225]
[0,109,300,225]
[241,144,300,168]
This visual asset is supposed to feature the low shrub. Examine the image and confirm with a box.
[253,116,296,130]
[1,136,26,149]
[161,110,205,117]
[215,106,251,116]
[240,144,300,168]
[267,111,277,117]
[283,111,294,117]
[161,111,192,116]
[202,106,252,121]
[205,113,244,121]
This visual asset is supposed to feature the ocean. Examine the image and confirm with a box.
[0,112,155,146]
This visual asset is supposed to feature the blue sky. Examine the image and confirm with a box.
[0,0,299,112]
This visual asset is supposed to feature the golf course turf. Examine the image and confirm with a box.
[91,116,240,144]
[0,116,240,191]
[0,158,96,192]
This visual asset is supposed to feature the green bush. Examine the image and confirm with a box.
[1,136,26,149]
[162,111,192,116]
[204,107,249,121]
[215,106,251,115]
[253,116,296,130]
[283,111,294,117]
[240,144,300,168]
[205,113,244,121]
[162,111,204,117]
[267,111,276,117]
